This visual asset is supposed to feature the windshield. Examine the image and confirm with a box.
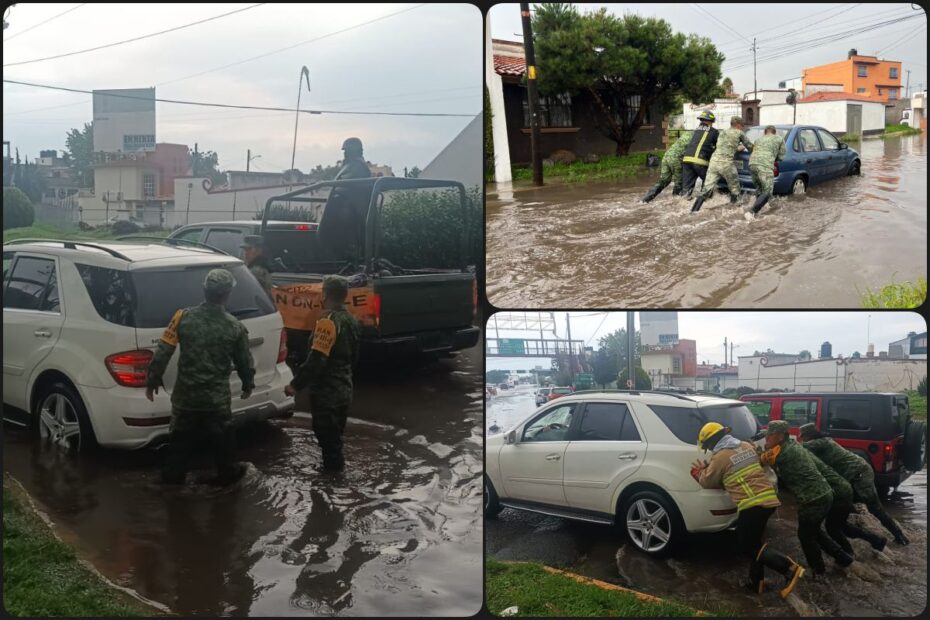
[699,404,761,441]
[745,127,790,143]
[132,263,276,327]
[553,388,572,394]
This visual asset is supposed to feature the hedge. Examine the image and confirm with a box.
[3,187,35,230]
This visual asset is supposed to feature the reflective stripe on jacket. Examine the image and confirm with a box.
[699,440,781,512]
[682,125,719,166]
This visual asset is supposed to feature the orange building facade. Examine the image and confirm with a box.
[802,52,903,103]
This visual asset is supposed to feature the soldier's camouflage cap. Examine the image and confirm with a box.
[204,268,236,293]
[322,274,348,297]
[731,116,744,125]
[766,420,790,436]
[240,234,264,248]
[798,422,818,439]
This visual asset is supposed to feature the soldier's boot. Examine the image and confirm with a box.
[843,522,887,552]
[818,529,854,567]
[640,185,662,203]
[866,500,910,545]
[672,182,683,196]
[889,522,910,546]
[750,193,771,214]
[758,545,806,599]
[729,193,739,204]
[690,196,706,213]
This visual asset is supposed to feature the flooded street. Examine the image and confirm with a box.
[486,135,927,308]
[3,344,483,617]
[486,386,928,616]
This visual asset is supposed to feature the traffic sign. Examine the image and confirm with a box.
[499,338,526,356]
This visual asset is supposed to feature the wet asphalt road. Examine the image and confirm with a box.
[3,344,483,617]
[486,134,927,308]
[486,387,928,616]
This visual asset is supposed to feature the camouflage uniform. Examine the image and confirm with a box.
[749,133,786,199]
[763,421,853,574]
[800,424,906,544]
[147,269,255,484]
[641,131,692,202]
[290,275,361,471]
[699,125,753,200]
[810,451,888,553]
[241,235,274,298]
[321,138,373,262]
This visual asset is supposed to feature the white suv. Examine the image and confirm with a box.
[2,239,294,452]
[485,390,762,557]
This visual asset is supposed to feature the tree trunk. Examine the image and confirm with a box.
[587,86,630,157]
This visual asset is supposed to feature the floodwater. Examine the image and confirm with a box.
[486,386,928,616]
[486,134,927,308]
[3,345,483,617]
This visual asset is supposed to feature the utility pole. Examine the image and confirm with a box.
[566,313,574,384]
[723,337,728,367]
[247,150,260,172]
[905,69,911,99]
[751,37,758,98]
[520,2,543,186]
[626,311,635,390]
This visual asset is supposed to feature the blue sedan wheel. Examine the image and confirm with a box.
[790,177,807,195]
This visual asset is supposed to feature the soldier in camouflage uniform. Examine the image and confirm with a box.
[240,235,274,298]
[320,138,374,263]
[146,268,255,485]
[691,116,753,213]
[761,421,854,575]
[746,126,787,218]
[640,131,693,203]
[800,423,909,545]
[285,275,361,472]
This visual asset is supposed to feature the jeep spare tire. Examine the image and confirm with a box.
[903,420,927,471]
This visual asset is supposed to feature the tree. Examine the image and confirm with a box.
[191,148,226,185]
[533,4,724,155]
[406,166,421,179]
[484,84,495,182]
[14,157,47,204]
[592,348,618,388]
[598,328,642,371]
[3,187,35,230]
[64,123,94,187]
[617,366,652,390]
[486,369,509,385]
[722,76,734,96]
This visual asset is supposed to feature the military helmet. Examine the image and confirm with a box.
[697,421,728,450]
[766,420,790,437]
[204,268,236,293]
[322,274,349,299]
[798,422,818,440]
[342,137,363,152]
[698,110,716,123]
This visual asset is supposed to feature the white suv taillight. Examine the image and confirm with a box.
[105,350,154,387]
[277,329,288,364]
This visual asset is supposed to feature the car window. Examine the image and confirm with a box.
[745,127,790,142]
[42,269,60,313]
[76,264,136,326]
[576,402,640,442]
[4,256,57,312]
[827,399,872,432]
[744,400,772,426]
[552,388,572,395]
[204,228,246,256]
[523,404,576,442]
[2,252,13,287]
[817,129,840,151]
[649,403,759,444]
[131,263,276,327]
[794,129,822,152]
[174,227,204,243]
[782,400,818,427]
[648,405,705,444]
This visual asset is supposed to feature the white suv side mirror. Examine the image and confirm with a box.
[505,430,518,445]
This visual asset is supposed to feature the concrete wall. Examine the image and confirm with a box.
[640,311,679,346]
[486,21,512,183]
[885,98,909,125]
[758,100,885,135]
[737,358,926,392]
[92,88,156,153]
[421,113,483,190]
[642,353,676,377]
[680,100,742,129]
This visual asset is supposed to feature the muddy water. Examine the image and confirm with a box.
[486,135,927,308]
[3,345,483,617]
[486,388,928,616]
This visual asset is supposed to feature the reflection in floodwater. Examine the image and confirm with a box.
[3,346,483,617]
[487,135,927,308]
[486,386,928,616]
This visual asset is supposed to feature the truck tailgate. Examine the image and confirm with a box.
[375,273,474,336]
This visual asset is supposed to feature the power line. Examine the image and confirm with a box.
[3,3,87,42]
[876,22,926,56]
[155,4,427,87]
[3,78,476,117]
[714,3,859,51]
[690,4,749,44]
[3,4,265,67]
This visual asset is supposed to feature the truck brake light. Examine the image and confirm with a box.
[295,223,311,231]
[372,293,381,326]
[277,329,287,364]
[105,350,154,387]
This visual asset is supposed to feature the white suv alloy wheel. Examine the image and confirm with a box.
[38,392,82,452]
[626,498,672,553]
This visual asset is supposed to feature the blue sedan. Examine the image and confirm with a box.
[719,125,861,195]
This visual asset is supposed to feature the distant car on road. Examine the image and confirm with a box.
[724,124,861,196]
[535,387,553,406]
[485,391,761,556]
[547,386,573,401]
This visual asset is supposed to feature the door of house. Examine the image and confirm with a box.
[846,104,863,136]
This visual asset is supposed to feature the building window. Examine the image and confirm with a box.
[746,107,754,124]
[522,91,573,128]
[672,357,682,374]
[890,67,898,79]
[613,94,651,126]
[143,174,155,198]
[889,88,898,100]
[857,64,868,77]
[856,87,866,93]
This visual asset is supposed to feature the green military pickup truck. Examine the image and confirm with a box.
[168,177,479,366]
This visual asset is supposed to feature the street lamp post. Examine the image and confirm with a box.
[290,66,311,174]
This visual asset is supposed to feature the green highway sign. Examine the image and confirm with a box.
[499,339,526,355]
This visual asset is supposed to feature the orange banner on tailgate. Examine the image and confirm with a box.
[272,283,378,331]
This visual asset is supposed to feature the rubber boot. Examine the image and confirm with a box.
[751,193,771,214]
[640,186,662,204]
[758,545,806,599]
[893,528,910,546]
[729,193,739,204]
[690,196,705,213]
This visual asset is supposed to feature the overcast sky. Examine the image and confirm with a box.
[489,3,927,96]
[3,3,481,173]
[486,311,928,371]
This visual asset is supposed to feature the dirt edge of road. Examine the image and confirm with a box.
[3,473,172,617]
